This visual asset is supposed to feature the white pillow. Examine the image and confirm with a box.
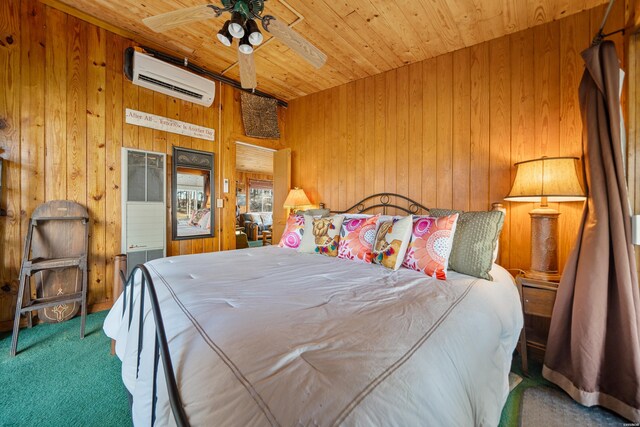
[343,213,375,219]
[372,215,413,271]
[197,211,211,230]
[301,208,330,218]
[298,215,345,257]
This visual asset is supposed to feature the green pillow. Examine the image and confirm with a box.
[429,209,505,280]
[428,208,462,217]
[301,208,330,217]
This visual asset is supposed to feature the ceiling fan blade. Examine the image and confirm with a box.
[263,17,327,69]
[143,5,217,33]
[238,51,257,90]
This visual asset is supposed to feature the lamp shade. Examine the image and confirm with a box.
[229,11,245,39]
[246,19,263,46]
[238,34,253,54]
[505,156,586,202]
[217,20,233,47]
[283,188,311,208]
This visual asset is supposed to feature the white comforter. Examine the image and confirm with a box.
[104,246,522,427]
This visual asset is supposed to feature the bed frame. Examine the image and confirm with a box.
[120,265,189,427]
[119,193,447,426]
[330,192,430,216]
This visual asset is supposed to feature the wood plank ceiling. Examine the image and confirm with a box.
[50,0,608,101]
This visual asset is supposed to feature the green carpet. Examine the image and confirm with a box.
[0,311,130,427]
[0,311,546,426]
[499,356,555,426]
[248,240,264,248]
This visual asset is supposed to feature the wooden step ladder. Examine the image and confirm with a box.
[10,200,89,356]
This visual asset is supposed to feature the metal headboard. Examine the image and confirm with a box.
[330,193,430,215]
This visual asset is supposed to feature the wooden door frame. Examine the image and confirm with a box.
[272,148,292,244]
[224,135,283,250]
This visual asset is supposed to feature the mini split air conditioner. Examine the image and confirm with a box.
[124,48,215,107]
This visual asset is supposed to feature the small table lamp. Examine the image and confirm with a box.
[505,156,586,281]
[283,187,311,213]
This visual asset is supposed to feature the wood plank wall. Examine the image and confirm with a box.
[286,3,626,273]
[0,0,285,329]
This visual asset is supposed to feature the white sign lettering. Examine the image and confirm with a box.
[125,109,215,141]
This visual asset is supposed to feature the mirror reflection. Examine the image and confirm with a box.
[172,147,215,240]
[176,169,211,238]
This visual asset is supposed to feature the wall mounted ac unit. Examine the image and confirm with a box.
[124,48,215,107]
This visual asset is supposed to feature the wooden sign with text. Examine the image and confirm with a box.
[125,108,215,141]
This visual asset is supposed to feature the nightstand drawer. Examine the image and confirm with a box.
[522,287,555,317]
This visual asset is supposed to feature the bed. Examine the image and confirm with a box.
[176,220,209,237]
[177,209,211,237]
[105,252,522,425]
[105,194,523,426]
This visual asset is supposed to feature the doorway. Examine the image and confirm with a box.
[235,142,275,247]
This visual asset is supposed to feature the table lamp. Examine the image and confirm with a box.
[505,156,586,281]
[283,187,311,213]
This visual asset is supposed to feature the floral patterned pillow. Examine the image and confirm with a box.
[278,214,305,249]
[402,214,459,280]
[337,215,379,263]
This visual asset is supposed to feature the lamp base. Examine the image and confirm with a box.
[527,206,561,283]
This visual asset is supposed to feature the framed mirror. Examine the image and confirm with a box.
[172,147,214,240]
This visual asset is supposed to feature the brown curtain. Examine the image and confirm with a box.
[543,41,640,422]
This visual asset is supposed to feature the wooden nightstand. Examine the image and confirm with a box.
[515,275,558,376]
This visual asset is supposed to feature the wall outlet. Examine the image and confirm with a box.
[216,198,224,208]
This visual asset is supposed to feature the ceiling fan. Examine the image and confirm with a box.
[143,0,327,90]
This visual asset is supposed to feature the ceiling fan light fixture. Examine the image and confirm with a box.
[246,19,263,46]
[238,34,254,54]
[217,20,233,47]
[229,11,245,38]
